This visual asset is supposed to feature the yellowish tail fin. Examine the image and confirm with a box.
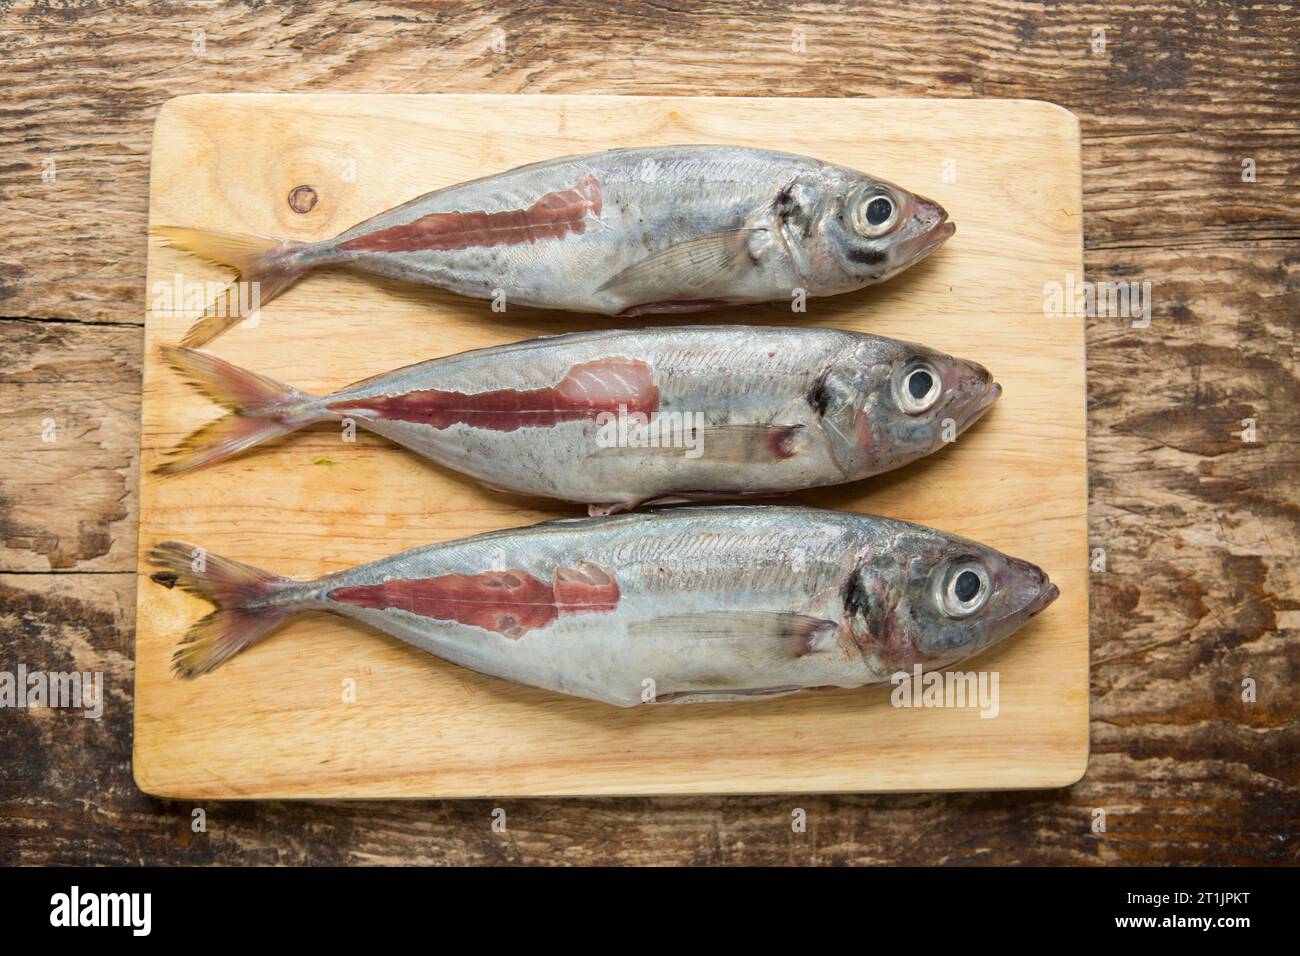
[153,346,322,475]
[148,541,298,677]
[154,227,316,347]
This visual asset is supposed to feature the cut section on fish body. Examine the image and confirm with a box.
[154,325,1000,510]
[155,145,954,346]
[149,506,1058,707]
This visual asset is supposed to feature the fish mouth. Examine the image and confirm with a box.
[957,381,1002,431]
[903,212,955,263]
[1023,581,1060,620]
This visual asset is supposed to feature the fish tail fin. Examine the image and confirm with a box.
[148,541,299,677]
[153,226,318,347]
[153,346,323,476]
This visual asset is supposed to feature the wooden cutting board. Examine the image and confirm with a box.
[134,94,1087,798]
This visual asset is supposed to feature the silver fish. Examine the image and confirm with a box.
[156,325,1000,514]
[157,146,955,346]
[150,506,1058,706]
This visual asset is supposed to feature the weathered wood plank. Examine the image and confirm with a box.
[0,320,141,571]
[1,0,1297,864]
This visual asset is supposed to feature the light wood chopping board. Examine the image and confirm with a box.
[134,94,1087,798]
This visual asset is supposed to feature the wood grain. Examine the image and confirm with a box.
[133,94,1087,798]
[1,0,1295,863]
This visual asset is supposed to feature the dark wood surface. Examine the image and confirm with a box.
[1,1,1296,865]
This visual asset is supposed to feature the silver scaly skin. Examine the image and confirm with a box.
[156,325,1001,514]
[150,507,1058,706]
[158,146,954,346]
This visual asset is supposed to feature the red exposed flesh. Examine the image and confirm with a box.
[329,563,620,638]
[330,572,553,638]
[339,174,603,253]
[327,358,658,432]
[553,562,620,613]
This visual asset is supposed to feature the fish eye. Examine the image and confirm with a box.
[937,561,990,618]
[896,361,942,414]
[851,189,900,238]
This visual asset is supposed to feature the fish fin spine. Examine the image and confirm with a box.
[148,541,297,678]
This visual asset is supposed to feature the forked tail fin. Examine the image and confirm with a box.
[148,541,299,677]
[154,227,317,347]
[154,346,323,476]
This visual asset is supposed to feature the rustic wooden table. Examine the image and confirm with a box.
[1,1,1295,865]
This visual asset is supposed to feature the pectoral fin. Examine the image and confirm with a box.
[630,610,840,658]
[649,685,814,704]
[593,423,802,462]
[598,229,764,306]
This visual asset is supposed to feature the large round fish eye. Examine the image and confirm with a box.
[851,189,900,238]
[937,560,990,618]
[895,360,942,414]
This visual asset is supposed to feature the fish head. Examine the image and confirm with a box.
[843,525,1059,673]
[815,340,1001,476]
[798,167,955,292]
